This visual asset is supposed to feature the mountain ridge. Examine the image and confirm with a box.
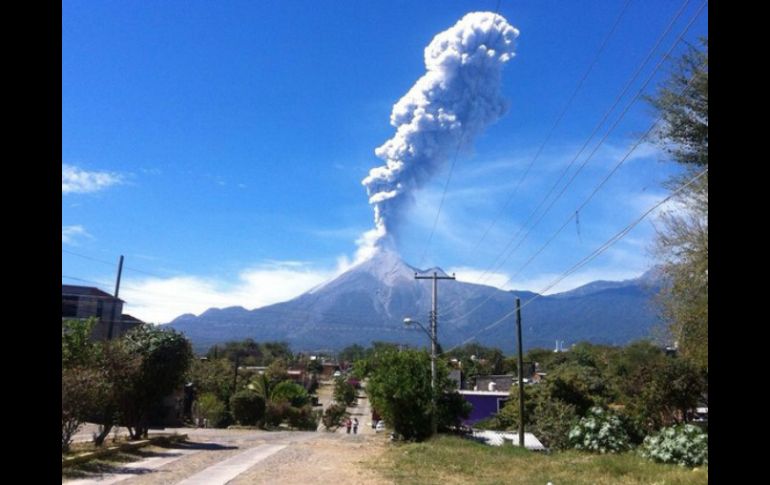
[168,250,664,353]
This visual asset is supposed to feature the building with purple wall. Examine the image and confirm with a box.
[458,390,510,426]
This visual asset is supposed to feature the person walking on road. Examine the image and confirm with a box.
[353,418,359,434]
[345,418,352,434]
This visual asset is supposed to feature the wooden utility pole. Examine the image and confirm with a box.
[414,270,456,436]
[516,297,525,447]
[107,255,124,340]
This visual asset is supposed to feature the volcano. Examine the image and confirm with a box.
[168,249,663,353]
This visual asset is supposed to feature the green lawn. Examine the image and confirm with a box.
[369,435,707,485]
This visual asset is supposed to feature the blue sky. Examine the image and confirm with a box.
[62,0,708,323]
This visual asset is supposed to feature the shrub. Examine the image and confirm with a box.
[62,367,109,453]
[264,400,290,428]
[230,390,265,426]
[568,407,630,453]
[322,403,348,431]
[334,378,357,407]
[530,399,578,451]
[640,424,708,467]
[436,391,472,431]
[286,404,321,430]
[197,392,228,428]
[272,381,310,408]
[365,349,434,441]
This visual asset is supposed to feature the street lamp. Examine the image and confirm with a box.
[404,316,438,436]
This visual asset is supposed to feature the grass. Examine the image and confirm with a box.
[368,435,708,485]
[61,447,155,480]
[62,435,187,480]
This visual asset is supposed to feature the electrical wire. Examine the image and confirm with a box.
[418,0,504,268]
[471,0,636,253]
[438,0,705,319]
[465,0,698,290]
[442,166,707,354]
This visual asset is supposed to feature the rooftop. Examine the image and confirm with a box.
[62,284,124,302]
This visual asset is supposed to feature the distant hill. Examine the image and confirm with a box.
[168,249,664,354]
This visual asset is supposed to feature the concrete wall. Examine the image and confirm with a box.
[460,392,509,426]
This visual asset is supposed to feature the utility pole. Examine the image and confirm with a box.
[516,297,525,448]
[107,255,124,340]
[414,270,456,436]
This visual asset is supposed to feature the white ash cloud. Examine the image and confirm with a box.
[360,12,519,258]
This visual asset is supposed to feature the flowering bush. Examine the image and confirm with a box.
[568,407,630,453]
[640,424,708,466]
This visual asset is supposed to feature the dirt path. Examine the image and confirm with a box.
[65,383,393,484]
[228,433,391,485]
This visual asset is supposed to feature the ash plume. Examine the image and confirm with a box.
[358,11,519,261]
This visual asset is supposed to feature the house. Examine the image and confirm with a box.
[458,390,510,426]
[474,375,514,392]
[62,284,143,340]
[320,362,341,380]
[448,369,464,390]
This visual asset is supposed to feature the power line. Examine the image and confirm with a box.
[62,248,176,279]
[493,1,707,279]
[442,166,707,354]
[471,0,635,253]
[418,0,504,268]
[484,0,698,283]
[446,0,701,300]
[508,66,703,283]
[62,275,110,288]
[441,23,706,324]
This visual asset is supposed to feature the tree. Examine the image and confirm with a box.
[654,190,708,369]
[647,39,708,167]
[62,317,100,368]
[197,392,228,427]
[62,366,109,452]
[365,349,435,441]
[444,343,507,388]
[249,372,274,403]
[188,357,239,406]
[230,390,265,425]
[322,403,348,431]
[333,377,357,407]
[117,325,194,438]
[207,340,293,366]
[338,344,367,364]
[90,342,143,446]
[545,363,610,416]
[62,317,106,451]
[272,381,310,408]
[648,38,708,371]
[365,348,467,441]
[620,355,705,433]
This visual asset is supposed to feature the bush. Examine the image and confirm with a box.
[264,400,290,428]
[334,378,357,407]
[365,349,460,441]
[230,390,265,426]
[436,391,472,431]
[530,399,578,451]
[322,403,348,431]
[568,407,630,453]
[272,381,310,408]
[197,392,228,428]
[640,424,708,467]
[62,367,109,453]
[286,404,321,430]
